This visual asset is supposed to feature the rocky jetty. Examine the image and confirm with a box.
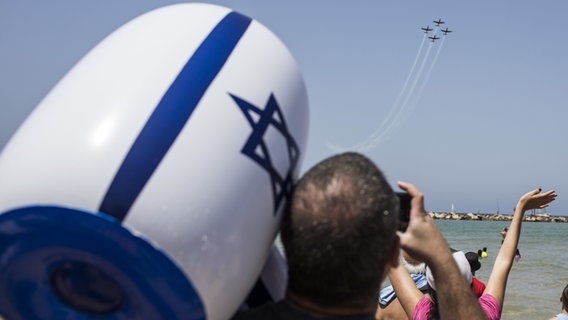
[428,212,568,223]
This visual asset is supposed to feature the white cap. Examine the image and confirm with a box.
[426,251,472,291]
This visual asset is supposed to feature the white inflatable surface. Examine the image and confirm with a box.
[0,3,307,319]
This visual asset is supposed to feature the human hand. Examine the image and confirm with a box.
[396,181,451,265]
[516,188,557,213]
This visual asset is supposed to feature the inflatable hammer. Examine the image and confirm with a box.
[0,3,308,319]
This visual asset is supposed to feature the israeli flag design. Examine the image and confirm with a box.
[0,3,308,319]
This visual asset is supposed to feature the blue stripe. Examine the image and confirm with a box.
[99,11,252,221]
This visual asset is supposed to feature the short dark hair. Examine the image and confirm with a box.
[562,284,568,311]
[465,251,481,273]
[281,152,398,308]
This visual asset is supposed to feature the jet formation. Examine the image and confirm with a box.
[326,18,453,152]
[422,19,451,42]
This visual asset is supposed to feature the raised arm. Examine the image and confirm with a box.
[484,188,557,306]
[397,181,486,320]
[387,255,424,318]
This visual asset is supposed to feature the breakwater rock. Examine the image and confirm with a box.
[428,212,568,223]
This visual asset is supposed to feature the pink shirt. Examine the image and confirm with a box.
[412,293,501,320]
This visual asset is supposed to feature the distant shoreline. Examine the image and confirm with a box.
[428,212,568,223]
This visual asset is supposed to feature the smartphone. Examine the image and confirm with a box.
[396,192,411,231]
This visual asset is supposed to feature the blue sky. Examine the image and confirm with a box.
[1,1,567,215]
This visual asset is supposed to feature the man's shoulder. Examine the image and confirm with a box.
[232,300,375,320]
[232,301,302,320]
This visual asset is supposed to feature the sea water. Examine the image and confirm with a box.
[435,220,568,319]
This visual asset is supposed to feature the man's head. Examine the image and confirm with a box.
[281,152,398,310]
[465,251,481,275]
[562,283,568,311]
[426,251,472,291]
[401,250,426,275]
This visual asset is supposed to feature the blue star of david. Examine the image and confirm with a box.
[231,93,300,215]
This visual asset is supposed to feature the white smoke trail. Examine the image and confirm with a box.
[358,34,437,150]
[326,25,446,152]
[407,35,445,111]
[360,33,429,143]
[328,32,429,152]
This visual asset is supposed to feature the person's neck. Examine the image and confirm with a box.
[285,290,375,317]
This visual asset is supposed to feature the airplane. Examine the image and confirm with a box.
[433,19,445,26]
[429,35,439,42]
[441,28,452,35]
[421,26,433,33]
